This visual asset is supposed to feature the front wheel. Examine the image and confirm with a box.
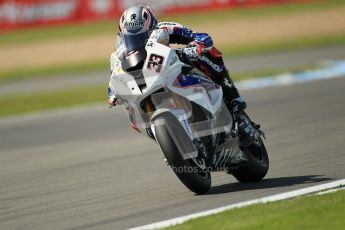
[232,138,269,182]
[154,118,211,194]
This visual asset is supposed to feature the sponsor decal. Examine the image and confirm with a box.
[173,75,200,88]
[124,20,144,28]
[158,22,177,26]
[223,78,234,88]
[181,117,193,137]
[199,55,222,73]
[192,87,204,94]
[114,76,130,89]
[0,1,77,23]
[146,42,155,48]
[89,0,112,14]
[122,0,209,12]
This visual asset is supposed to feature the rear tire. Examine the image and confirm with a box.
[154,119,211,194]
[232,138,269,182]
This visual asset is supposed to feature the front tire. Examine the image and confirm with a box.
[154,119,211,194]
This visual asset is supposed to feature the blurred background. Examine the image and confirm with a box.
[1,1,345,230]
[0,0,345,115]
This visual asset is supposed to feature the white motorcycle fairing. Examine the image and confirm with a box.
[108,38,269,195]
[109,43,233,159]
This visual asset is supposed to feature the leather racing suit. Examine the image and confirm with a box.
[108,22,258,147]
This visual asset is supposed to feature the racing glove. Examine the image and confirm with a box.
[108,96,117,108]
[181,46,199,61]
[176,42,205,63]
[107,87,117,108]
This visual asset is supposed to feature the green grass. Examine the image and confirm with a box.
[165,190,345,230]
[1,0,344,46]
[221,33,345,58]
[0,61,108,82]
[0,85,106,117]
[0,20,116,46]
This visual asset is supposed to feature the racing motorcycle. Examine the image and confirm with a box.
[109,41,269,194]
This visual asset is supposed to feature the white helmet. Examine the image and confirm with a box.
[119,5,158,53]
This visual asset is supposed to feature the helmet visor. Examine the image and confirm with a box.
[123,32,150,53]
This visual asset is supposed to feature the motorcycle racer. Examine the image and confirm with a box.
[107,5,259,147]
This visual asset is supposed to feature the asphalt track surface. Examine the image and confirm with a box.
[1,74,345,229]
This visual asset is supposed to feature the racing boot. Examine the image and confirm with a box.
[218,71,259,147]
[232,109,260,147]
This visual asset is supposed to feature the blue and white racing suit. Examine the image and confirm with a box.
[108,22,242,111]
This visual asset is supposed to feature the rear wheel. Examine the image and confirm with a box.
[231,111,269,181]
[154,119,211,194]
[232,137,269,182]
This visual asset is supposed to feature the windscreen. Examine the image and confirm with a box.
[123,32,150,53]
[121,32,150,72]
